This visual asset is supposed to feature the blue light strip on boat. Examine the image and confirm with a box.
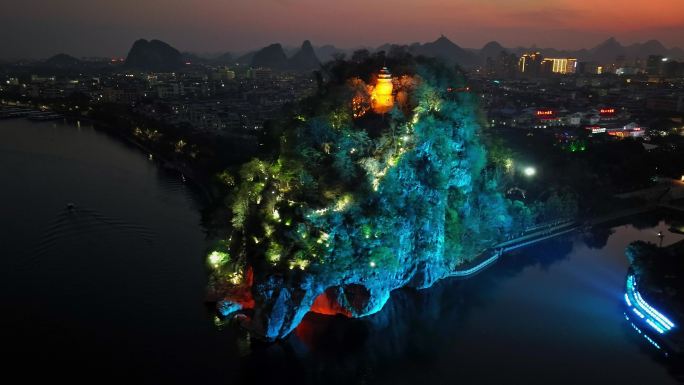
[632,308,645,319]
[643,334,662,350]
[625,275,676,334]
[634,292,674,329]
[646,319,665,334]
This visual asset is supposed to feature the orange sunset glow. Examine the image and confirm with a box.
[2,0,684,57]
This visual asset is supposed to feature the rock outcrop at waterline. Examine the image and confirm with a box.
[207,55,516,340]
[245,246,454,339]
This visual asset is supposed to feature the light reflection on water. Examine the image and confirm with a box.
[240,218,684,385]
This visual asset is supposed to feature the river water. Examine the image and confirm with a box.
[1,119,682,384]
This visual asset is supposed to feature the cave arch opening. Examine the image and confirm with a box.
[309,284,371,317]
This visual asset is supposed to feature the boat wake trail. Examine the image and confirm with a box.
[19,206,156,269]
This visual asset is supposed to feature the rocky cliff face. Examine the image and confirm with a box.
[247,246,454,340]
[209,56,513,340]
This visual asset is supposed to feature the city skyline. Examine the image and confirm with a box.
[2,0,684,59]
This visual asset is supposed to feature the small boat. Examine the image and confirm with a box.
[66,202,76,211]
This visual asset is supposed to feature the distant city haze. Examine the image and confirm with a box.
[2,0,684,59]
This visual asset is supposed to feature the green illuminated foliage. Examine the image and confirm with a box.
[216,170,235,187]
[208,250,229,268]
[212,55,551,287]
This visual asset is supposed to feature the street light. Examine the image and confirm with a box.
[524,167,536,177]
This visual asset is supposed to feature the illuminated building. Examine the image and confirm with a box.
[599,108,615,116]
[211,67,236,81]
[606,122,646,138]
[518,52,543,74]
[585,125,606,134]
[486,51,519,78]
[541,58,578,74]
[532,109,562,128]
[616,67,639,76]
[247,67,272,79]
[535,109,555,118]
[371,67,394,114]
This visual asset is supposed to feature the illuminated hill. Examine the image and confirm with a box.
[206,55,515,340]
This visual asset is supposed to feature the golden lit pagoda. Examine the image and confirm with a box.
[371,66,394,114]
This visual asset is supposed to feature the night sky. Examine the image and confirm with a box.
[2,0,684,59]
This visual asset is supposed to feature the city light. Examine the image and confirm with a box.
[536,110,554,117]
[543,58,578,74]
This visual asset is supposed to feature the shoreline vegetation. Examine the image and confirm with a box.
[1,99,251,237]
[66,114,214,199]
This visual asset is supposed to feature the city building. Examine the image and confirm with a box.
[518,52,543,75]
[541,58,578,75]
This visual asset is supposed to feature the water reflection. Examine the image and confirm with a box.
[0,120,234,384]
[240,218,684,385]
[254,237,574,383]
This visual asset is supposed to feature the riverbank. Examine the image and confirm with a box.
[1,100,220,205]
[70,114,217,203]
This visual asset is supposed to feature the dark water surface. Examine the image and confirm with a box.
[1,119,682,384]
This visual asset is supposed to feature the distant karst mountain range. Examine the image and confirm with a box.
[230,40,321,71]
[510,37,684,64]
[39,36,684,71]
[222,36,684,69]
[373,36,684,68]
